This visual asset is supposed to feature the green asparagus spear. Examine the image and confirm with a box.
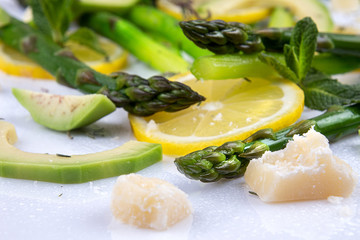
[179,19,360,57]
[126,5,212,59]
[191,52,360,80]
[174,104,360,182]
[80,11,189,73]
[18,0,141,14]
[74,0,140,14]
[180,19,265,54]
[0,9,205,116]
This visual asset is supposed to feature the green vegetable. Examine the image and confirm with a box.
[0,10,205,116]
[175,104,360,182]
[191,52,360,80]
[75,0,140,14]
[180,20,265,54]
[144,30,182,56]
[18,0,141,14]
[179,19,360,57]
[191,53,281,80]
[127,5,212,59]
[311,53,360,75]
[185,17,360,111]
[0,121,162,183]
[12,88,116,131]
[80,11,189,73]
[259,17,360,110]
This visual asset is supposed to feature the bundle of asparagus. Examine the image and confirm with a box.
[175,16,360,182]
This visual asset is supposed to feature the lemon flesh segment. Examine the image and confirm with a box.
[129,73,304,156]
[65,38,128,75]
[157,0,270,23]
[0,42,53,79]
[0,37,127,79]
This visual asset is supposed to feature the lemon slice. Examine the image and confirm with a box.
[129,73,304,156]
[0,36,127,79]
[157,0,270,23]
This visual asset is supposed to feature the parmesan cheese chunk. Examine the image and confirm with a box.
[244,128,357,202]
[111,174,192,230]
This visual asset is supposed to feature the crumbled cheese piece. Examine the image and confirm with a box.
[111,174,192,230]
[244,128,357,202]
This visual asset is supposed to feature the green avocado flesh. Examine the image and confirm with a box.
[12,88,116,131]
[268,7,295,28]
[0,121,162,183]
[244,0,333,31]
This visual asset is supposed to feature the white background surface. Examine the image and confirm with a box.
[0,1,360,239]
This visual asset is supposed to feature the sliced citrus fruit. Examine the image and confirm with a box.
[0,36,127,80]
[129,72,304,156]
[156,0,271,23]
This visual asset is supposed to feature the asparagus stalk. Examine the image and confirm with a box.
[180,19,265,54]
[80,11,189,73]
[0,9,205,116]
[75,0,140,14]
[126,5,212,59]
[179,19,360,57]
[174,104,360,182]
[191,52,360,80]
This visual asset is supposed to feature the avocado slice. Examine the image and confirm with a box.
[0,121,162,183]
[251,0,334,31]
[268,7,295,28]
[12,88,116,131]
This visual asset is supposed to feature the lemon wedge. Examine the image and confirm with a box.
[0,36,127,79]
[129,72,304,156]
[157,0,270,23]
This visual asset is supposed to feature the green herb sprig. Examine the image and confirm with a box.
[258,17,360,111]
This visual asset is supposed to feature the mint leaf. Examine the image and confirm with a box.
[66,28,107,56]
[283,44,300,83]
[290,17,318,81]
[258,52,298,82]
[303,75,360,110]
[259,17,360,111]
